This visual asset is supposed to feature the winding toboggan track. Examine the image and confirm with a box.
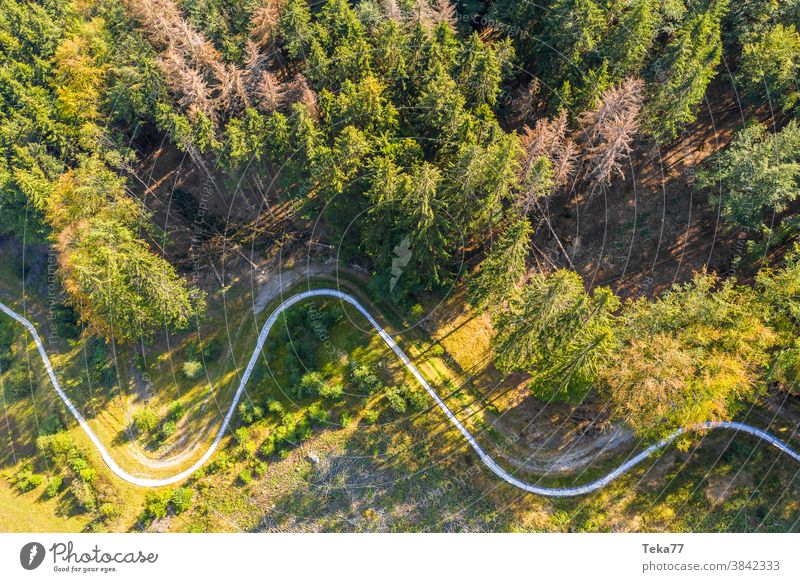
[2,288,800,494]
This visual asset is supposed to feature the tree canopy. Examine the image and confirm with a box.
[492,269,619,403]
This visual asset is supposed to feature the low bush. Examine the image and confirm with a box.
[87,340,115,387]
[350,363,382,394]
[234,426,250,445]
[40,414,63,435]
[209,452,232,474]
[36,432,77,462]
[409,303,425,320]
[0,318,15,366]
[319,381,344,400]
[3,367,32,399]
[253,461,268,478]
[70,457,96,484]
[267,400,285,417]
[182,360,203,380]
[259,435,276,458]
[70,480,96,513]
[166,401,185,422]
[403,385,429,411]
[169,487,193,514]
[307,402,329,425]
[238,400,264,425]
[237,468,252,485]
[185,337,223,362]
[51,304,81,340]
[388,384,428,413]
[98,502,120,522]
[385,386,407,414]
[44,475,63,498]
[15,468,43,492]
[132,408,157,435]
[296,371,325,399]
[159,420,176,441]
[362,408,380,424]
[141,491,169,523]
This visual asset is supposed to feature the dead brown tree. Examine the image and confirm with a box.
[255,70,288,113]
[381,0,403,22]
[125,0,250,122]
[250,1,284,50]
[521,109,577,190]
[289,75,319,119]
[159,48,217,122]
[577,78,644,194]
[432,0,458,27]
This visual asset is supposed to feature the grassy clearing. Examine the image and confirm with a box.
[1,253,798,532]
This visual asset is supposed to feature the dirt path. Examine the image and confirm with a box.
[491,424,635,474]
[253,258,337,314]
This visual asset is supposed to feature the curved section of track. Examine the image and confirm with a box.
[2,289,800,494]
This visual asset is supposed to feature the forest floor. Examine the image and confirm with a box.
[533,80,777,298]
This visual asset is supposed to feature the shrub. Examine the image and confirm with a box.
[51,304,81,340]
[142,492,169,523]
[385,386,407,414]
[4,367,32,398]
[267,400,285,417]
[202,338,223,361]
[319,381,344,400]
[185,337,223,362]
[409,303,425,320]
[16,469,43,492]
[293,416,311,442]
[259,435,276,458]
[403,385,429,411]
[238,400,264,425]
[70,457,96,484]
[234,426,250,445]
[362,408,380,424]
[307,402,329,425]
[132,408,158,435]
[99,502,121,522]
[182,360,203,380]
[87,340,115,387]
[166,401,185,422]
[209,452,232,474]
[78,466,97,484]
[169,487,193,514]
[160,420,177,440]
[40,414,63,435]
[296,371,325,399]
[240,439,257,460]
[70,457,88,473]
[351,362,382,394]
[44,475,64,498]
[70,480,96,513]
[0,318,15,366]
[253,462,268,478]
[36,432,76,462]
[237,468,252,485]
